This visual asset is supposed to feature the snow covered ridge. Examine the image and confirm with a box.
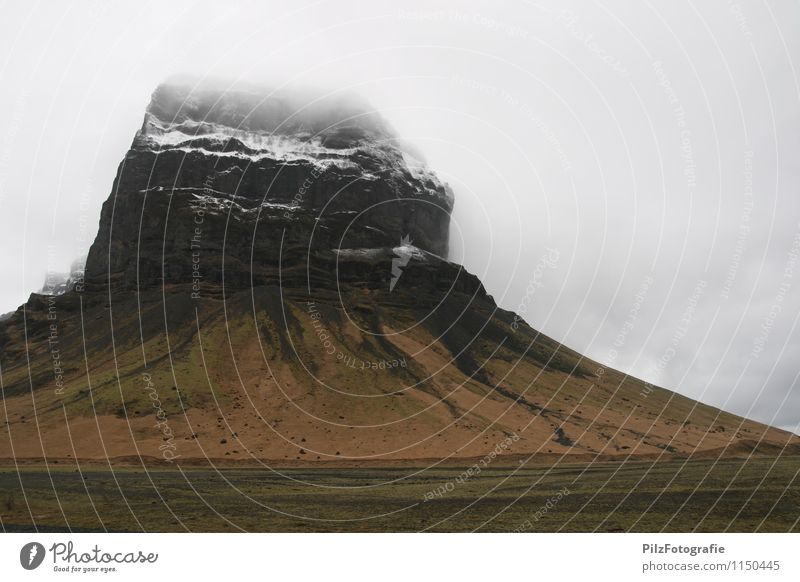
[136,112,361,161]
[137,80,391,158]
[145,79,393,138]
[133,80,454,204]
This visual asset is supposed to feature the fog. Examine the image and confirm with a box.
[0,0,798,432]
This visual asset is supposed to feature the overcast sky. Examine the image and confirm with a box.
[0,0,798,433]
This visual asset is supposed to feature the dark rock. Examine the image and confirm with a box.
[85,80,454,292]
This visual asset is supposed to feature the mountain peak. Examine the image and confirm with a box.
[85,80,454,290]
[139,78,395,148]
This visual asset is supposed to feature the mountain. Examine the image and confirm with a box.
[0,79,796,465]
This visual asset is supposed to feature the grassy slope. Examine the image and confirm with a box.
[1,283,795,464]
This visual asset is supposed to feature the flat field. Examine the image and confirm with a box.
[1,456,797,532]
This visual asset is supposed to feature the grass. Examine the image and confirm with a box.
[0,456,797,532]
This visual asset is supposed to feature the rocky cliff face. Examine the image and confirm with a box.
[85,81,454,292]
